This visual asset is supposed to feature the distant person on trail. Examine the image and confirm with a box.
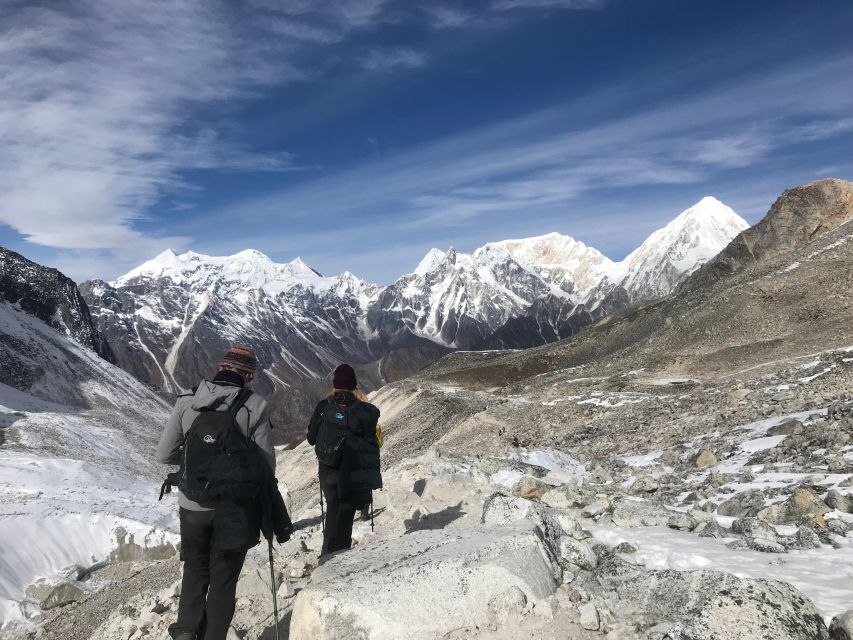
[156,344,291,640]
[307,364,382,557]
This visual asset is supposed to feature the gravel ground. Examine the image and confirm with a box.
[34,557,181,640]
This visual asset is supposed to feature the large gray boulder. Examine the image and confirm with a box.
[598,558,830,640]
[289,522,560,640]
[481,492,579,551]
[717,490,766,518]
[611,498,671,527]
[830,610,853,640]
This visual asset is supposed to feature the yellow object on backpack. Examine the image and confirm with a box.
[376,423,384,448]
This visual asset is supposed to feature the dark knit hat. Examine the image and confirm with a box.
[333,364,357,390]
[219,344,257,374]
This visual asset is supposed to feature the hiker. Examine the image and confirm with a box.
[157,344,291,640]
[307,364,382,556]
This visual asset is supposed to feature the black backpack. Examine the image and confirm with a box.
[176,388,259,505]
[314,397,355,468]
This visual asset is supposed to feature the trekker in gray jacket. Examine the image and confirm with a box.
[157,344,275,640]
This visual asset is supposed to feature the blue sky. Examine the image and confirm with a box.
[1,0,852,284]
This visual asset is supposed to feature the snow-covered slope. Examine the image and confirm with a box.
[0,300,176,628]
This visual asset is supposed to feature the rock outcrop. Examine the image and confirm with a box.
[290,522,559,640]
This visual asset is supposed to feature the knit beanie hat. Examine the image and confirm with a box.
[333,364,357,390]
[219,344,257,374]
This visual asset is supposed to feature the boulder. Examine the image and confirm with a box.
[791,488,832,519]
[581,502,608,518]
[828,518,851,536]
[717,490,766,518]
[757,503,788,524]
[578,602,600,631]
[667,513,698,531]
[40,581,86,610]
[695,520,727,539]
[289,522,559,640]
[630,475,660,495]
[512,476,549,500]
[825,489,853,514]
[613,542,638,554]
[481,493,578,549]
[487,586,527,625]
[611,499,671,527]
[694,449,718,468]
[768,419,804,436]
[830,610,853,640]
[795,526,822,549]
[599,562,831,640]
[558,537,598,570]
[761,488,833,524]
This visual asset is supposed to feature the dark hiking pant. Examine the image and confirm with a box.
[319,463,357,556]
[169,508,247,640]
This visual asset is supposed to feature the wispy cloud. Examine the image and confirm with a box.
[200,50,853,241]
[0,1,306,253]
[360,47,428,71]
[492,0,606,10]
[0,0,600,270]
[423,5,478,29]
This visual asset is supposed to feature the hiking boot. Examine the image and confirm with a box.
[168,625,195,640]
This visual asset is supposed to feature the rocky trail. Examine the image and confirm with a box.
[15,344,852,639]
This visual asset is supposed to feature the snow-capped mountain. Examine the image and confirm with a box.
[386,198,748,348]
[613,196,750,300]
[485,233,619,300]
[82,197,749,441]
[81,250,385,445]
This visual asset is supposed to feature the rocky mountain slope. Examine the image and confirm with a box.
[82,197,746,445]
[0,255,177,636]
[0,247,112,367]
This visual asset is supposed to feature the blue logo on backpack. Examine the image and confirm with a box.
[335,412,344,420]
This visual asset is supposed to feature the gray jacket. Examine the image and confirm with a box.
[156,380,276,511]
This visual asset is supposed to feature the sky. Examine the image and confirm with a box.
[1,0,852,284]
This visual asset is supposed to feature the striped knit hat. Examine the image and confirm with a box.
[219,344,257,374]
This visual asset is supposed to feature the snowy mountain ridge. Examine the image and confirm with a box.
[115,195,746,304]
[117,248,333,296]
[82,196,749,442]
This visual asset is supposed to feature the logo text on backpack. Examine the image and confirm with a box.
[203,435,216,444]
[335,412,344,420]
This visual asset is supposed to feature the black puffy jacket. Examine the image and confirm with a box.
[307,392,382,504]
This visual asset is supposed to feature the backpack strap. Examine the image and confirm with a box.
[228,388,253,417]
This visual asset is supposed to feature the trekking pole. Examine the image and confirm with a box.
[319,485,325,534]
[370,490,374,533]
[267,538,281,640]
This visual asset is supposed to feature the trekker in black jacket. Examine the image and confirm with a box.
[157,344,292,640]
[307,364,382,556]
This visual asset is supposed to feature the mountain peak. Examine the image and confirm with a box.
[287,256,324,278]
[231,248,274,262]
[414,248,447,276]
[484,232,608,267]
[616,196,749,299]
